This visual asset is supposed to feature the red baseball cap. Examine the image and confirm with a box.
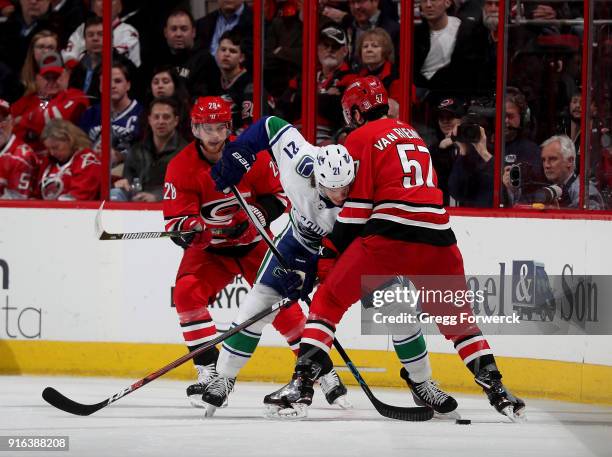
[38,51,65,77]
[0,99,9,117]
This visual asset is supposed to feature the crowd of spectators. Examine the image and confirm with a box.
[0,0,609,209]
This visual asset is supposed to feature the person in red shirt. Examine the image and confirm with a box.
[37,119,101,200]
[163,96,305,410]
[11,51,89,151]
[0,99,38,199]
[269,76,526,421]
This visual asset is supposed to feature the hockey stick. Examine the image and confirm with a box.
[95,202,197,240]
[230,187,433,422]
[42,296,292,416]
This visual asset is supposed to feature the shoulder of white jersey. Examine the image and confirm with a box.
[264,116,317,179]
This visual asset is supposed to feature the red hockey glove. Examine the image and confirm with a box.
[316,238,339,283]
[167,216,211,249]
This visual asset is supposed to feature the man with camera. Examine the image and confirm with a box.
[503,134,605,209]
[448,114,494,207]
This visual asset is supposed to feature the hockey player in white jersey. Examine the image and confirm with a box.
[199,116,352,417]
[208,116,459,418]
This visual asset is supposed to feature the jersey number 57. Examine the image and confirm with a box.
[396,144,435,189]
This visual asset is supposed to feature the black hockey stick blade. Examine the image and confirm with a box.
[42,387,111,416]
[42,297,292,416]
[332,340,434,422]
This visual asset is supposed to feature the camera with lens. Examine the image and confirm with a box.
[504,154,562,205]
[452,113,483,144]
[455,123,482,143]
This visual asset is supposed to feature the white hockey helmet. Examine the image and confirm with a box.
[313,144,355,189]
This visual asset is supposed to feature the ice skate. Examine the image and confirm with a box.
[319,368,352,409]
[475,368,526,422]
[200,374,235,417]
[263,362,319,420]
[186,364,217,408]
[400,367,459,419]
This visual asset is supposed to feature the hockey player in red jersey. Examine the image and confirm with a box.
[269,76,525,421]
[0,99,38,199]
[163,96,306,411]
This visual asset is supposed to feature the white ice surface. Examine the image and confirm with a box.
[0,375,610,457]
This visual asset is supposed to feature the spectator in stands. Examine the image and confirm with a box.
[355,27,399,100]
[0,99,38,199]
[341,0,400,67]
[503,135,605,209]
[474,0,499,92]
[413,0,486,103]
[501,87,547,205]
[63,0,141,68]
[11,51,89,151]
[264,0,302,99]
[429,97,464,205]
[37,119,100,200]
[197,0,253,65]
[80,61,143,169]
[158,7,217,98]
[49,0,85,43]
[214,29,253,134]
[20,29,59,97]
[556,91,581,156]
[69,16,103,102]
[0,0,15,17]
[316,24,357,143]
[147,65,191,139]
[448,116,494,207]
[503,87,542,172]
[111,97,187,202]
[0,0,62,71]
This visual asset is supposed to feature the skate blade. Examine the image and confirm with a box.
[265,403,308,420]
[332,395,353,410]
[263,404,282,419]
[203,403,218,418]
[500,405,525,423]
[512,407,528,423]
[188,395,207,409]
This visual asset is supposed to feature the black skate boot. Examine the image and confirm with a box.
[186,363,217,408]
[400,367,459,418]
[475,368,526,422]
[201,374,236,418]
[319,368,352,409]
[263,361,320,419]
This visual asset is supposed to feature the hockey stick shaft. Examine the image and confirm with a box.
[230,188,432,421]
[95,201,196,240]
[42,297,292,416]
[230,186,290,270]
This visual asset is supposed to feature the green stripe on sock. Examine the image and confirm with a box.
[393,335,427,361]
[224,330,261,355]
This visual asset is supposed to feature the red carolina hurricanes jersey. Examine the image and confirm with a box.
[0,135,38,199]
[331,118,456,251]
[163,141,287,249]
[37,148,101,200]
[11,89,90,149]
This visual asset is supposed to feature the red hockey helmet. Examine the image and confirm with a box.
[191,96,232,125]
[341,76,389,126]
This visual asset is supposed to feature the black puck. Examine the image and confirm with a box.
[456,419,471,425]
